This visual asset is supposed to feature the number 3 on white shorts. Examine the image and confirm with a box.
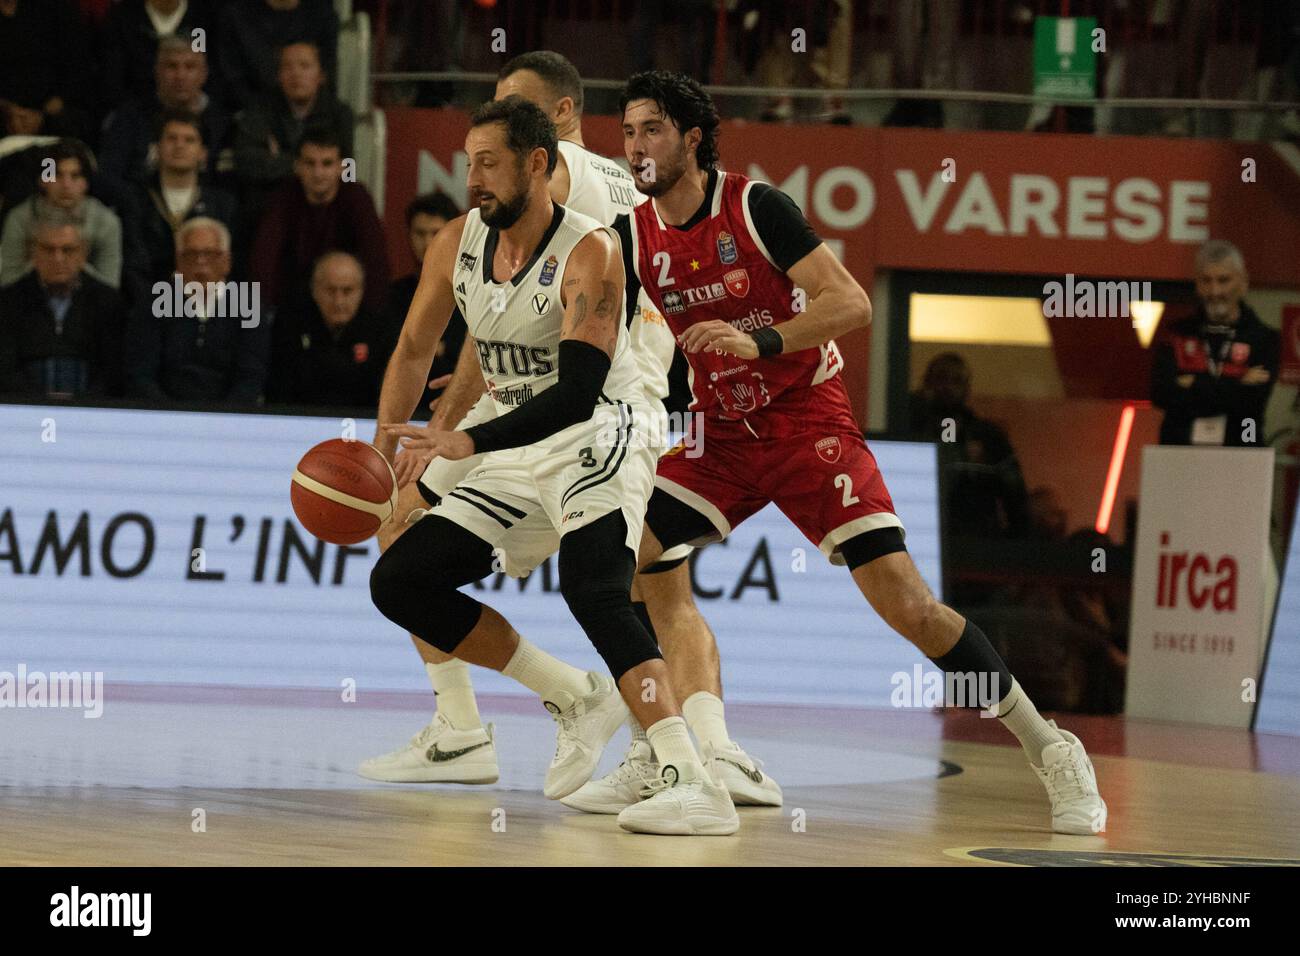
[834,473,860,507]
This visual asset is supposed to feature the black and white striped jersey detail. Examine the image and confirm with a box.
[446,489,520,529]
[561,401,633,509]
[455,485,528,519]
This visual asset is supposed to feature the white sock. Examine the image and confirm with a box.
[425,659,481,730]
[628,716,649,744]
[501,636,590,702]
[992,679,1066,765]
[682,690,732,752]
[646,715,704,773]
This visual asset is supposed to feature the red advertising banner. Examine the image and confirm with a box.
[1281,305,1300,387]
[382,107,1300,416]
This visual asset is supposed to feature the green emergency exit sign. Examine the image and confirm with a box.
[1033,16,1097,100]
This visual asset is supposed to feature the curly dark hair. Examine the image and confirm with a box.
[618,70,720,170]
[470,95,558,176]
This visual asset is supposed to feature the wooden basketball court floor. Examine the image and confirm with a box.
[3,684,1298,867]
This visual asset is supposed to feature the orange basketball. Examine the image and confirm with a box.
[290,439,398,545]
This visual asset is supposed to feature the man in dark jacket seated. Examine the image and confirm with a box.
[0,213,124,398]
[98,37,232,209]
[125,216,269,405]
[251,127,388,318]
[267,250,391,407]
[122,110,238,304]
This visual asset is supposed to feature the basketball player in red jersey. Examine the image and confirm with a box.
[603,71,1106,835]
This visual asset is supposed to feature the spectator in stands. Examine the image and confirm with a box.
[267,250,390,406]
[218,0,339,111]
[0,0,94,143]
[122,110,237,303]
[126,216,268,404]
[0,211,125,397]
[0,139,122,289]
[755,0,853,124]
[385,191,465,417]
[632,0,715,84]
[100,0,220,108]
[908,351,1030,539]
[251,126,387,318]
[881,0,955,128]
[233,41,353,192]
[0,136,58,225]
[1151,240,1280,447]
[99,37,232,209]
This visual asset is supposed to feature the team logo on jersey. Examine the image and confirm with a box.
[662,290,685,314]
[352,342,370,364]
[539,255,558,286]
[457,252,478,272]
[531,293,550,315]
[1230,342,1250,364]
[724,269,750,298]
[717,230,738,264]
[815,436,842,463]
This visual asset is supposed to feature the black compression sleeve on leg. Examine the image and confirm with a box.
[631,601,659,645]
[559,511,664,681]
[928,617,1015,709]
[370,513,497,653]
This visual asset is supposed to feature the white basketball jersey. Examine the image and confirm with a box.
[558,140,673,403]
[453,204,643,419]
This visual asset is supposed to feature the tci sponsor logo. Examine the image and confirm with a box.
[661,282,727,314]
[1156,532,1237,611]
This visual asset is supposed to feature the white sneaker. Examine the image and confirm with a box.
[617,761,740,835]
[357,712,499,784]
[560,737,659,814]
[1032,720,1107,835]
[702,740,783,807]
[542,672,628,800]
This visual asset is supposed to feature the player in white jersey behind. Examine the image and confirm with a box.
[370,96,738,834]
[359,52,781,811]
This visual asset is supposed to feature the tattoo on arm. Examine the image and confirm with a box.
[595,280,617,320]
[571,291,588,329]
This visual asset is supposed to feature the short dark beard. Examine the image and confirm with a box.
[636,143,688,198]
[481,163,531,228]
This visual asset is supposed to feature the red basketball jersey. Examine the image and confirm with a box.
[627,171,845,425]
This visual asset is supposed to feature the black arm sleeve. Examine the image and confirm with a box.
[463,339,611,454]
[746,183,822,272]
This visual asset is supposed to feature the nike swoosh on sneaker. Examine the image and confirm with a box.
[719,758,763,783]
[426,741,491,763]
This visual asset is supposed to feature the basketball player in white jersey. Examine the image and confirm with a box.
[371,96,738,834]
[359,52,781,811]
